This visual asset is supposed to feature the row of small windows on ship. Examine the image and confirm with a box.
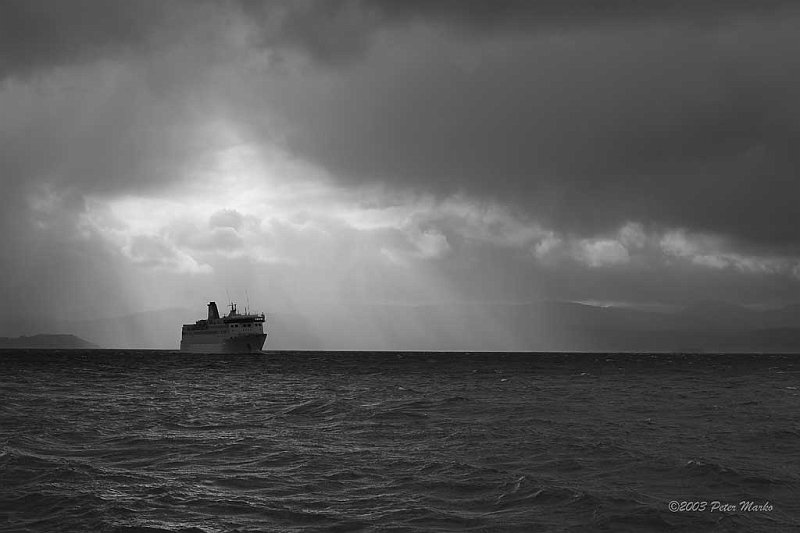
[230,324,256,328]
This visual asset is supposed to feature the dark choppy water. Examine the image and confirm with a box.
[1,351,799,532]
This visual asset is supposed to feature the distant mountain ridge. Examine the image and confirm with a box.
[22,300,800,352]
[0,334,99,349]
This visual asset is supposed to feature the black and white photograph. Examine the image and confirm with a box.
[1,1,799,531]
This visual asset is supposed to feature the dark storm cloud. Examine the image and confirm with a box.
[231,1,800,251]
[367,0,797,33]
[0,0,218,223]
[0,0,182,80]
[3,0,789,77]
[2,0,799,252]
[237,0,796,64]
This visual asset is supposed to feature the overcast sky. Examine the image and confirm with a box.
[2,1,800,345]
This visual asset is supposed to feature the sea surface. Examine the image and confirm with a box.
[1,351,799,532]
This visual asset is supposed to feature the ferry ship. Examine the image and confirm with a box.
[180,301,267,353]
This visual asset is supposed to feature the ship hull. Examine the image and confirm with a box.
[180,333,267,354]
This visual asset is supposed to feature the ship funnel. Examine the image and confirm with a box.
[207,302,220,320]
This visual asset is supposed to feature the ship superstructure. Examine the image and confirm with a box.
[180,301,267,353]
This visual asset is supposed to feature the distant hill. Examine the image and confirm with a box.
[0,334,99,349]
[53,307,196,349]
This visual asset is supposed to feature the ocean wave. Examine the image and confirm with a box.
[1,350,798,531]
